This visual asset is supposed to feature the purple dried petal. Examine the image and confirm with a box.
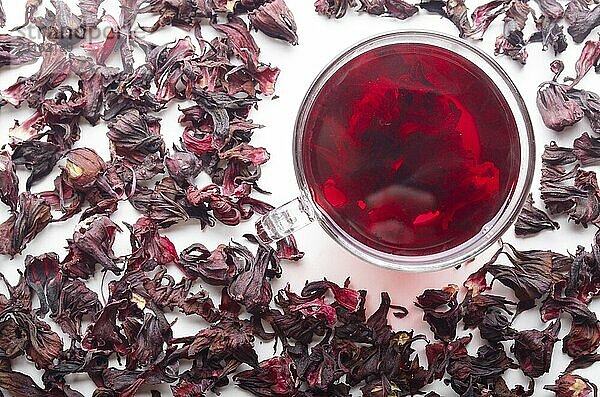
[564,353,600,373]
[385,0,419,19]
[315,0,357,18]
[11,0,42,31]
[276,235,304,261]
[0,34,41,68]
[235,356,297,396]
[78,0,106,28]
[466,0,506,39]
[358,0,386,14]
[567,89,600,134]
[64,148,106,190]
[537,82,584,131]
[107,109,165,178]
[415,284,462,341]
[537,17,568,55]
[165,147,203,187]
[563,316,600,358]
[228,243,275,314]
[2,45,71,108]
[214,16,260,68]
[82,299,129,354]
[52,278,101,338]
[565,0,588,24]
[254,65,280,95]
[249,0,298,45]
[574,132,600,166]
[33,0,85,48]
[0,193,52,257]
[446,0,472,37]
[495,34,529,64]
[220,144,270,166]
[0,151,19,211]
[567,4,600,43]
[534,0,564,18]
[570,40,600,87]
[178,243,236,285]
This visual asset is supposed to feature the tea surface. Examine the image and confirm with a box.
[303,43,521,256]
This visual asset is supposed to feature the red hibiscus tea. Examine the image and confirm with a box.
[301,43,521,256]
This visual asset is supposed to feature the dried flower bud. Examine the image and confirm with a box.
[537,82,584,131]
[544,374,598,397]
[551,59,565,79]
[64,148,105,190]
[249,0,298,45]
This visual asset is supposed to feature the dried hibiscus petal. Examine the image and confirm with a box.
[0,151,19,211]
[569,40,600,87]
[0,193,52,257]
[512,320,561,378]
[534,0,564,18]
[545,374,598,397]
[515,193,560,236]
[24,252,61,317]
[562,316,600,358]
[0,34,40,68]
[52,277,101,338]
[126,217,178,269]
[537,82,584,131]
[2,45,71,108]
[12,141,62,190]
[574,132,600,166]
[315,0,357,18]
[567,88,600,134]
[235,356,297,396]
[249,0,298,45]
[567,5,600,44]
[63,215,122,276]
[415,284,462,341]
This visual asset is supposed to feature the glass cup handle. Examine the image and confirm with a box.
[255,195,316,243]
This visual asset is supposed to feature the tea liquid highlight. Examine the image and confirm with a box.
[302,43,520,256]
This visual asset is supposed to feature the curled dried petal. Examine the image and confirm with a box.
[249,0,298,45]
[0,35,40,68]
[0,193,52,257]
[0,151,19,211]
[235,356,297,396]
[537,82,584,131]
[567,5,600,44]
[569,40,600,87]
[515,193,559,236]
[534,0,564,19]
[512,320,561,378]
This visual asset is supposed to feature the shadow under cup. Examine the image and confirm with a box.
[266,31,534,272]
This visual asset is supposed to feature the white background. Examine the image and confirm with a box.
[0,0,599,395]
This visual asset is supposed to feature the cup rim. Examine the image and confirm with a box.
[292,30,535,272]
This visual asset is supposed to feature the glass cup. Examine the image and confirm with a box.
[256,30,535,272]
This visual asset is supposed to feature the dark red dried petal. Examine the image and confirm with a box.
[249,0,298,45]
[512,320,561,378]
[235,356,297,397]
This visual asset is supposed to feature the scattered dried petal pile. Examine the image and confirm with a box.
[0,1,599,397]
